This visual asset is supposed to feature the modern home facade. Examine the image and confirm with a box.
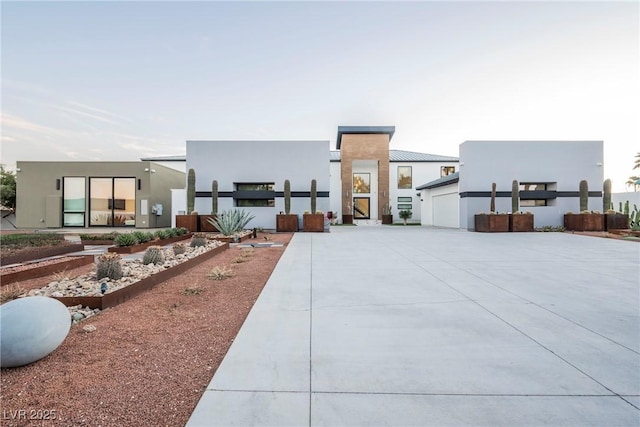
[418,140,605,229]
[15,161,185,229]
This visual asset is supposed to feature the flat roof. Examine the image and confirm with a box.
[336,126,395,149]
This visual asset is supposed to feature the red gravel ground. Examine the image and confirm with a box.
[0,232,292,427]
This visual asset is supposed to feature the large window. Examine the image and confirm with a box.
[234,182,275,207]
[353,173,370,193]
[63,177,86,227]
[397,166,412,189]
[520,183,550,207]
[90,178,136,226]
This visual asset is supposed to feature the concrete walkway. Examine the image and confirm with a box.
[187,227,640,426]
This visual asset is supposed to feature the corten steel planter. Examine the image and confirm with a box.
[1,255,94,286]
[175,215,199,232]
[1,243,85,266]
[199,215,218,232]
[474,214,509,232]
[382,215,393,225]
[53,243,229,310]
[80,239,114,246]
[303,214,324,232]
[276,214,299,232]
[108,234,192,254]
[342,214,353,225]
[564,213,605,231]
[605,213,629,231]
[509,214,534,232]
[208,233,252,243]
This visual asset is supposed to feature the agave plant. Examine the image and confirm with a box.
[207,209,255,236]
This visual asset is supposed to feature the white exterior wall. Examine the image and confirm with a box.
[612,191,640,213]
[171,188,187,227]
[183,140,330,229]
[390,162,457,224]
[420,183,460,228]
[459,141,604,230]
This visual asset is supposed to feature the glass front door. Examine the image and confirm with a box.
[353,197,370,219]
[90,177,136,227]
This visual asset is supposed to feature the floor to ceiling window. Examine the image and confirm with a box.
[89,177,136,227]
[63,177,86,227]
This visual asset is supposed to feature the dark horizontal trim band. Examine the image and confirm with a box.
[460,191,602,198]
[196,191,330,198]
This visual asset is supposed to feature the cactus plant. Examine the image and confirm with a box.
[211,180,218,215]
[96,253,123,280]
[143,246,165,265]
[114,233,138,247]
[190,233,207,247]
[310,179,317,214]
[490,182,496,213]
[511,180,519,214]
[579,180,589,212]
[187,168,196,214]
[284,179,291,215]
[173,243,186,255]
[603,179,611,213]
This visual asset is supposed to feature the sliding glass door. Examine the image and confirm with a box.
[89,177,136,227]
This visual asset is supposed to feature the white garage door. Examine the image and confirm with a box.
[433,193,459,228]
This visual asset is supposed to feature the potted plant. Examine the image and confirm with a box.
[276,179,299,232]
[303,179,324,232]
[564,180,604,231]
[342,201,353,225]
[474,182,509,232]
[382,203,393,224]
[509,180,534,232]
[200,180,219,232]
[398,209,412,225]
[176,168,199,232]
[603,179,629,231]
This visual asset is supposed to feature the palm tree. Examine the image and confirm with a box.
[626,153,640,191]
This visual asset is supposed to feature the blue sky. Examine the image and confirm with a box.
[1,1,638,190]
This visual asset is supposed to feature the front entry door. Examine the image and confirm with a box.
[353,197,370,219]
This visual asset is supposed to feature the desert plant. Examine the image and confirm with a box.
[96,252,124,280]
[399,209,412,225]
[579,180,589,212]
[233,248,254,263]
[490,182,497,213]
[310,179,317,214]
[284,179,291,214]
[114,233,138,247]
[383,203,392,215]
[212,180,219,215]
[182,287,202,296]
[143,246,165,265]
[155,229,169,240]
[187,168,196,214]
[603,179,612,213]
[207,265,234,280]
[190,233,207,247]
[132,231,152,243]
[631,204,640,230]
[0,233,65,248]
[512,180,519,213]
[207,209,255,236]
[172,242,186,255]
[175,227,188,236]
[165,227,178,238]
[0,284,25,304]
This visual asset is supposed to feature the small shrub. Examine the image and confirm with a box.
[143,246,164,265]
[52,268,71,282]
[176,227,188,235]
[165,228,178,238]
[114,233,138,247]
[182,287,202,296]
[190,233,207,248]
[96,253,124,280]
[233,248,254,263]
[1,284,26,304]
[207,265,234,281]
[0,233,65,248]
[173,243,186,256]
[133,231,152,243]
[155,229,169,240]
[207,209,255,236]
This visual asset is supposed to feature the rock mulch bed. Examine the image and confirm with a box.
[0,232,292,427]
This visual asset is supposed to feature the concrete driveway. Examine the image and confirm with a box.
[187,227,640,426]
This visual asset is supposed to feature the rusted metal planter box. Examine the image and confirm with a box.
[509,214,534,232]
[382,215,393,225]
[1,255,94,286]
[303,214,324,232]
[53,243,229,310]
[175,215,199,232]
[276,214,299,232]
[605,213,629,231]
[474,214,509,232]
[564,213,605,231]
[1,243,85,266]
[199,215,218,232]
[108,234,192,254]
[342,214,353,225]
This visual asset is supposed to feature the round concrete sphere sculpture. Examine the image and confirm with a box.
[1,296,71,368]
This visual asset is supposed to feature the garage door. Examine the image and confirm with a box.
[432,193,459,228]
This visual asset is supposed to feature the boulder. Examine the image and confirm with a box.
[1,297,71,368]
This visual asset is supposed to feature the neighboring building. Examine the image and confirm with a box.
[418,140,604,229]
[15,161,185,229]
